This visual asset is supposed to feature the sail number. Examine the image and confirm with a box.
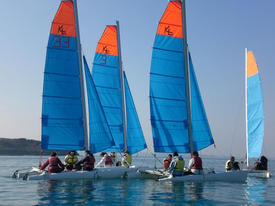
[52,36,70,49]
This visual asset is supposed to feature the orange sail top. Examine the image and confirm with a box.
[96,26,118,56]
[157,1,183,38]
[50,1,76,37]
[247,51,259,78]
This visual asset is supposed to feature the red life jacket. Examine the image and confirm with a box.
[85,156,95,169]
[191,156,203,170]
[105,155,113,166]
[48,157,63,173]
[164,159,170,170]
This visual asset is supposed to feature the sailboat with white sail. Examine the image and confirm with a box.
[145,0,247,182]
[14,0,143,180]
[243,49,271,178]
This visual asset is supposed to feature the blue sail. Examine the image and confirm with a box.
[83,57,115,153]
[247,51,264,158]
[150,1,213,153]
[41,1,85,150]
[189,54,214,151]
[124,72,147,154]
[92,26,124,152]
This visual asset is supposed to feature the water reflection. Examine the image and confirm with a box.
[245,177,267,205]
[36,179,95,205]
[151,181,205,205]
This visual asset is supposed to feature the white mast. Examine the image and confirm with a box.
[245,48,249,167]
[181,0,194,157]
[116,20,127,152]
[73,0,89,150]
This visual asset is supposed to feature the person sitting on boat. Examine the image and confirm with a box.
[95,152,113,168]
[122,150,132,168]
[188,151,203,175]
[64,151,79,170]
[110,152,117,165]
[167,152,185,176]
[76,150,95,171]
[254,155,268,170]
[163,154,172,170]
[225,156,240,171]
[40,152,65,173]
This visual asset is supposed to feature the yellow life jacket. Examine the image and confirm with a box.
[174,157,185,172]
[225,160,231,170]
[66,154,78,165]
[122,154,132,167]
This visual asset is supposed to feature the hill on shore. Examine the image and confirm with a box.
[0,138,67,155]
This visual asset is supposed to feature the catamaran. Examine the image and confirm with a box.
[243,49,271,178]
[91,22,147,156]
[142,0,248,182]
[13,0,144,180]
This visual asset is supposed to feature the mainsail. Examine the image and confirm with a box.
[246,50,264,159]
[83,57,115,153]
[92,24,146,154]
[150,0,214,153]
[41,0,87,150]
[92,25,124,152]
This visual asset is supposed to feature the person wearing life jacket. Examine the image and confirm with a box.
[225,156,239,171]
[95,152,113,168]
[122,150,132,167]
[188,151,203,175]
[40,152,65,173]
[110,152,117,165]
[64,151,78,170]
[76,150,95,171]
[254,155,268,170]
[167,152,185,176]
[163,154,172,170]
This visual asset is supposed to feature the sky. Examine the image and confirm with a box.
[0,0,274,158]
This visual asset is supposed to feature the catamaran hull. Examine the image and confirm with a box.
[159,171,248,183]
[138,169,170,179]
[26,167,141,180]
[243,169,272,178]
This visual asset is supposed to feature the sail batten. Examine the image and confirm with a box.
[41,0,85,151]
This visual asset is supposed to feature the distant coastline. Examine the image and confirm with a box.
[0,138,67,155]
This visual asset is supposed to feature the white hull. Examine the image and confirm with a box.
[244,169,271,178]
[159,170,248,183]
[138,169,170,179]
[26,167,141,180]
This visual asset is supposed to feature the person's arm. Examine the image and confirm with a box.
[40,159,49,170]
[57,158,65,169]
[188,158,194,170]
[167,160,176,173]
[95,157,104,168]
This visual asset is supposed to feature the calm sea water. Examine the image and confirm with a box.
[0,155,274,206]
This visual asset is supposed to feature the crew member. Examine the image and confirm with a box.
[188,151,203,175]
[163,154,172,170]
[64,151,78,170]
[95,152,113,167]
[225,156,240,171]
[40,152,65,173]
[122,150,132,167]
[76,150,95,171]
[168,152,185,176]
